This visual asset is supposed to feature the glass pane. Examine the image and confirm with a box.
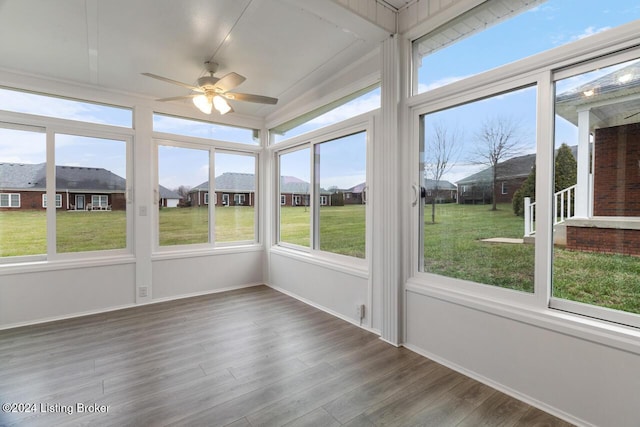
[0,126,46,257]
[315,132,366,258]
[0,87,132,127]
[421,86,537,292]
[153,113,258,145]
[272,87,380,143]
[414,0,640,94]
[55,134,127,253]
[215,152,256,243]
[279,148,310,247]
[158,145,209,247]
[553,57,640,315]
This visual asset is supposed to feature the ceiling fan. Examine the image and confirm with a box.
[142,61,278,115]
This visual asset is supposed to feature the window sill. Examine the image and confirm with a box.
[405,278,640,356]
[270,245,368,279]
[152,243,264,261]
[0,254,136,276]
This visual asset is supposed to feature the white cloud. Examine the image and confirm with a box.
[571,26,611,42]
[308,92,380,127]
[417,75,472,94]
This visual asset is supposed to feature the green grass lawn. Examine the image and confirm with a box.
[425,203,640,314]
[279,205,366,258]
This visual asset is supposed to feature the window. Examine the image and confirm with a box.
[91,195,109,209]
[215,152,256,243]
[157,144,209,247]
[419,86,537,293]
[0,87,132,127]
[413,0,640,94]
[0,125,46,259]
[56,134,128,253]
[551,55,640,325]
[279,147,311,247]
[0,193,20,208]
[280,195,286,205]
[501,182,508,195]
[153,113,259,145]
[42,194,62,208]
[314,132,367,258]
[271,85,379,143]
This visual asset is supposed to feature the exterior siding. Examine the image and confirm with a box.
[593,123,640,216]
[0,191,125,211]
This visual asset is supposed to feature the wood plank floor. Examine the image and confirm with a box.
[0,285,573,427]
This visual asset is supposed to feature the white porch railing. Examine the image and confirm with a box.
[524,185,577,237]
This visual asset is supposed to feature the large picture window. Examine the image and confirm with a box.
[55,134,128,253]
[278,147,311,248]
[551,55,640,325]
[314,132,366,258]
[157,144,210,247]
[419,86,537,293]
[214,152,256,244]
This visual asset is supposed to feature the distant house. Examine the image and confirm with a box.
[456,154,536,205]
[158,185,181,208]
[344,182,366,205]
[423,178,457,203]
[0,162,126,211]
[456,146,578,205]
[189,173,333,207]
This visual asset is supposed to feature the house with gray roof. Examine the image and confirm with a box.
[423,178,457,203]
[189,172,333,207]
[0,162,126,211]
[158,185,182,208]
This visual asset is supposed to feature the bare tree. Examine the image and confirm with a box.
[473,116,527,211]
[175,185,191,207]
[424,122,462,223]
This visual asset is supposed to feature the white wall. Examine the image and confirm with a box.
[152,251,264,300]
[269,251,370,328]
[0,263,136,327]
[405,288,640,427]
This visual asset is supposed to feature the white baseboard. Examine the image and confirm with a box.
[266,283,380,336]
[402,342,590,427]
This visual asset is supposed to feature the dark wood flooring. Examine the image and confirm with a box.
[0,285,573,426]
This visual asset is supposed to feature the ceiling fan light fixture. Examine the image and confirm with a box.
[193,94,213,114]
[213,95,232,115]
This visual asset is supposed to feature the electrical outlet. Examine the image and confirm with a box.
[356,304,365,321]
[139,286,148,298]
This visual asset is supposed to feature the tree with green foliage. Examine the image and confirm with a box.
[512,143,577,216]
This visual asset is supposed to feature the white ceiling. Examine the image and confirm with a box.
[0,0,389,118]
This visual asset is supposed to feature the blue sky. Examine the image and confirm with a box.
[418,0,640,184]
[1,1,639,190]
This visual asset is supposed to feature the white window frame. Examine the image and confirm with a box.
[293,195,301,206]
[204,192,209,205]
[0,193,20,208]
[501,182,508,195]
[42,193,62,208]
[234,194,246,205]
[271,113,373,266]
[407,18,640,330]
[280,195,286,205]
[320,195,328,206]
[153,137,260,253]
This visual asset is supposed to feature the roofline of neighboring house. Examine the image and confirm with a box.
[0,188,126,194]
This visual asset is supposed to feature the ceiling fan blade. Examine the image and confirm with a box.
[156,95,197,102]
[225,92,278,105]
[142,73,202,92]
[214,72,246,92]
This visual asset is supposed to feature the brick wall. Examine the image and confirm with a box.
[567,226,640,256]
[593,123,640,216]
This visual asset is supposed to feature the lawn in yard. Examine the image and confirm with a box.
[424,202,640,314]
[279,205,366,258]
